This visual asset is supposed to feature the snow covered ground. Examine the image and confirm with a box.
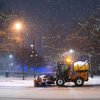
[0,77,34,87]
[0,76,100,87]
[85,76,100,84]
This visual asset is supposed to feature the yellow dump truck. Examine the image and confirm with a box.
[56,60,89,86]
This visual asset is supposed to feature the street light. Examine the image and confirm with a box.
[61,49,75,57]
[69,49,74,54]
[9,55,13,58]
[31,44,34,49]
[30,37,36,78]
[15,22,25,80]
[15,23,21,30]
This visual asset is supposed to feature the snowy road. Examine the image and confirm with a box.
[0,76,100,100]
[0,84,100,100]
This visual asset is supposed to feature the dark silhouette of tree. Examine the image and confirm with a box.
[24,48,45,70]
[14,47,45,70]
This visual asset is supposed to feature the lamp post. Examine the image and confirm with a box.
[9,55,13,71]
[15,23,25,80]
[31,37,36,78]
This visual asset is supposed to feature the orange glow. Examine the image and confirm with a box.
[66,58,71,62]
[15,23,21,30]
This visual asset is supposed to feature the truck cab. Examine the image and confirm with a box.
[56,61,71,86]
[56,61,89,86]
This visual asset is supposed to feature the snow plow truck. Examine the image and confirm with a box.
[34,60,89,87]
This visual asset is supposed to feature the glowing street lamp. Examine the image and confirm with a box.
[61,49,75,57]
[9,55,13,58]
[15,23,21,30]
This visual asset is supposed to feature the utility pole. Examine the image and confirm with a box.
[22,34,25,80]
[89,55,93,78]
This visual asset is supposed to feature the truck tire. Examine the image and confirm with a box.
[74,77,84,87]
[56,77,65,86]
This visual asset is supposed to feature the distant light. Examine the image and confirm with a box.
[69,49,74,54]
[36,54,38,57]
[31,44,34,49]
[61,49,75,57]
[30,55,33,57]
[31,44,34,47]
[9,63,13,66]
[9,55,13,58]
[11,63,13,65]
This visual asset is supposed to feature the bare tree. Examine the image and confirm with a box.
[42,18,64,63]
[67,15,100,75]
[0,2,22,56]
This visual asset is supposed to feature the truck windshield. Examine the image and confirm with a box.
[57,61,69,76]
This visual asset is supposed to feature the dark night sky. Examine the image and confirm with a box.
[1,0,100,55]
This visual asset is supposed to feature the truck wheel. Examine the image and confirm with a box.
[75,77,84,87]
[56,77,65,86]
